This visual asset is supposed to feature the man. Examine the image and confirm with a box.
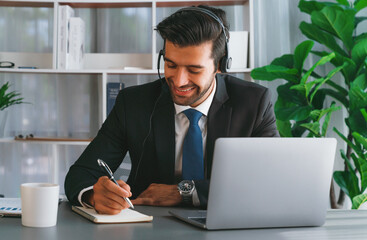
[65,5,279,215]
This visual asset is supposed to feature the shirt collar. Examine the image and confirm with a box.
[174,78,217,117]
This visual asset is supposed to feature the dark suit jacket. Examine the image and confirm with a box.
[64,74,279,207]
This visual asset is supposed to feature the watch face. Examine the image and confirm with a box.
[178,180,194,193]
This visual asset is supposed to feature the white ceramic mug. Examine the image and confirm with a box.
[20,183,59,227]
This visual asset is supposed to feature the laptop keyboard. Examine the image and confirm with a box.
[189,217,207,224]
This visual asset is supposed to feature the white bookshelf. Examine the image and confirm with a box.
[1,0,254,124]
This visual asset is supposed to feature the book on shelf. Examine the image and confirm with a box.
[57,5,74,69]
[67,17,85,69]
[228,31,249,69]
[107,82,125,116]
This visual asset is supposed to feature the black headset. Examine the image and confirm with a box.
[157,6,232,79]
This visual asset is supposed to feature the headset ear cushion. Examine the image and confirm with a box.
[157,49,164,70]
[227,57,232,70]
[219,56,228,73]
[219,42,231,73]
[219,57,233,73]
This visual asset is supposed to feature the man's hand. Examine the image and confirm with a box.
[131,183,182,206]
[84,176,132,215]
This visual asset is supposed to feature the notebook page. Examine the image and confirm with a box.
[72,206,153,223]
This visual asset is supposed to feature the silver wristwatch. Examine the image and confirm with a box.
[178,180,195,205]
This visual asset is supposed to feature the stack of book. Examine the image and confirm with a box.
[57,5,85,69]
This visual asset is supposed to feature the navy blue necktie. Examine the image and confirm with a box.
[182,109,204,180]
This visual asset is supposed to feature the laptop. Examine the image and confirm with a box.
[169,137,337,230]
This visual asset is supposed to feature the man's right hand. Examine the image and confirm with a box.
[83,176,132,215]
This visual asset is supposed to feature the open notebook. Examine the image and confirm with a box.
[72,206,153,224]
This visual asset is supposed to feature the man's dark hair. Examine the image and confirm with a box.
[156,5,230,72]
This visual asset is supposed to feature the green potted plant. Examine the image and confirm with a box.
[251,0,367,208]
[251,40,343,139]
[0,82,26,137]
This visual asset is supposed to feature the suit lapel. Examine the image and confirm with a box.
[152,84,176,184]
[206,74,231,178]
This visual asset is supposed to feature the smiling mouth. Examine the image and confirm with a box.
[174,86,196,96]
[176,87,195,92]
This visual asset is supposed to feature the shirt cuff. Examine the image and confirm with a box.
[78,186,94,208]
[192,188,200,207]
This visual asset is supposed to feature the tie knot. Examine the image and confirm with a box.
[183,109,202,125]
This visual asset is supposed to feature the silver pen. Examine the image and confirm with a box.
[97,159,134,209]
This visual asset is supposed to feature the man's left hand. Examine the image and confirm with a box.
[131,183,182,206]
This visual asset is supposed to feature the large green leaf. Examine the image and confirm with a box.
[305,78,325,99]
[298,0,338,14]
[300,122,321,136]
[351,153,362,178]
[299,52,335,86]
[347,110,367,138]
[340,57,358,85]
[359,158,367,194]
[309,109,322,121]
[271,54,295,69]
[325,80,348,97]
[320,88,349,107]
[275,88,312,122]
[276,105,313,121]
[334,170,360,200]
[311,90,327,109]
[352,194,367,209]
[321,103,340,137]
[294,40,314,74]
[336,0,350,6]
[292,121,309,137]
[300,22,348,56]
[312,50,357,84]
[351,38,367,68]
[361,108,367,121]
[277,83,308,105]
[334,127,363,156]
[295,55,343,101]
[276,119,293,137]
[350,153,367,194]
[309,64,345,103]
[342,149,361,198]
[308,103,340,122]
[353,132,367,150]
[250,65,298,82]
[311,6,355,50]
[290,83,308,98]
[355,0,367,12]
[349,74,367,111]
